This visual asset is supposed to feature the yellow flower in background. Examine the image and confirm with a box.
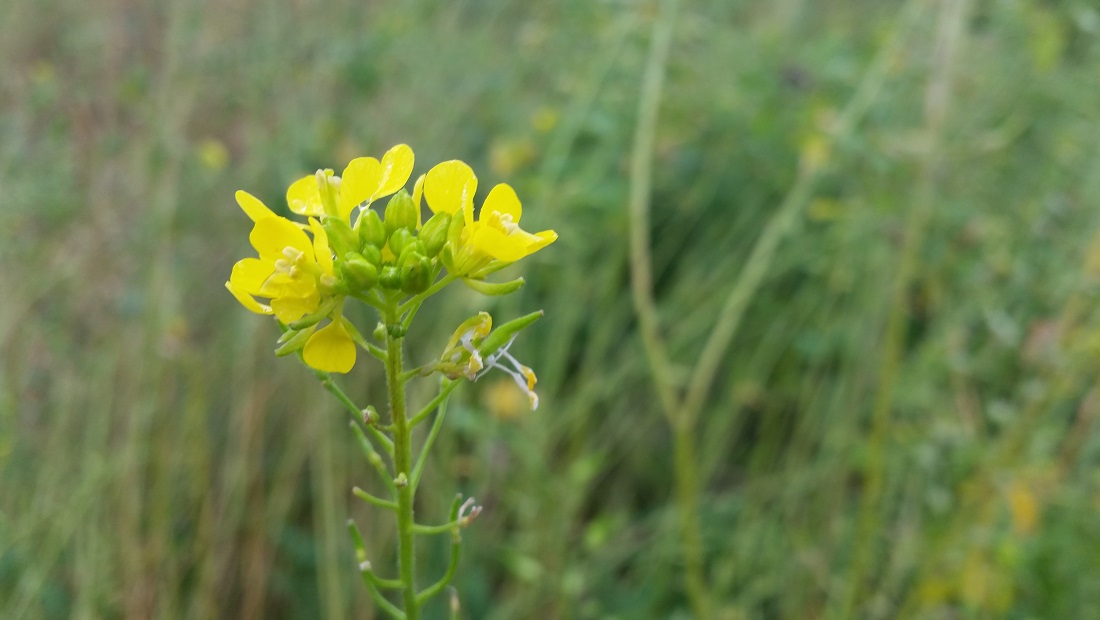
[423,160,556,274]
[286,144,414,220]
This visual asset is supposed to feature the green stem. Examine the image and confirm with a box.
[353,486,398,511]
[673,424,711,620]
[411,380,456,492]
[416,494,464,605]
[386,308,420,620]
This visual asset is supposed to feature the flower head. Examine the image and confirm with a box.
[286,144,414,221]
[225,191,355,373]
[423,160,556,275]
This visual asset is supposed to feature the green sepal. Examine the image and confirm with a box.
[275,326,315,356]
[478,310,543,357]
[356,209,387,248]
[287,298,337,330]
[323,217,358,257]
[462,277,525,296]
[420,212,451,257]
[384,189,418,235]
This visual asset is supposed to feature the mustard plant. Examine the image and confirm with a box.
[225,144,556,618]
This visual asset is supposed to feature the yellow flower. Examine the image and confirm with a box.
[423,160,556,275]
[225,191,357,373]
[285,144,414,220]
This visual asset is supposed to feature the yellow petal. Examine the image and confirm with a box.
[250,216,315,263]
[374,144,414,200]
[482,183,522,222]
[286,175,325,216]
[303,321,356,373]
[309,218,333,274]
[225,281,272,314]
[468,226,530,262]
[230,257,275,295]
[527,229,558,254]
[271,292,320,323]
[259,272,315,298]
[339,156,381,218]
[424,160,477,216]
[412,173,425,229]
[236,190,276,223]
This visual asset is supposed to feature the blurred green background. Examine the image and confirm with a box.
[3,0,1100,618]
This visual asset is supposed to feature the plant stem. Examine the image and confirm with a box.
[672,424,710,620]
[385,309,420,620]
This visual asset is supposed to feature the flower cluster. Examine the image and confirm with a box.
[226,145,556,382]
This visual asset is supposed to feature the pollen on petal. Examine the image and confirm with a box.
[303,322,356,373]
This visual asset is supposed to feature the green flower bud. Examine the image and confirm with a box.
[323,217,358,257]
[339,252,379,291]
[357,209,387,248]
[360,244,383,267]
[462,276,525,296]
[380,265,401,290]
[388,228,414,257]
[419,212,451,258]
[400,255,432,294]
[446,208,466,248]
[372,322,386,342]
[384,189,418,235]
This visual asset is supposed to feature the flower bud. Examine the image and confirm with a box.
[380,265,401,289]
[400,255,432,294]
[339,252,379,291]
[446,208,466,248]
[419,211,451,258]
[323,217,358,257]
[388,228,414,257]
[384,189,418,235]
[357,209,387,248]
[360,244,383,267]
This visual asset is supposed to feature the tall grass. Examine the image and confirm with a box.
[2,0,1099,618]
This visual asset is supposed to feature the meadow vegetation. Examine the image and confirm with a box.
[2,0,1099,618]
